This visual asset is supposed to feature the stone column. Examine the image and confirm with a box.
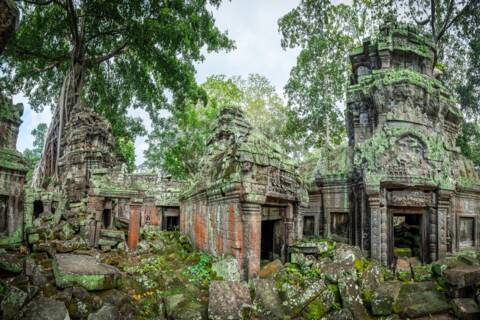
[128,200,142,251]
[368,194,382,263]
[241,202,261,280]
[428,207,438,262]
[437,190,452,258]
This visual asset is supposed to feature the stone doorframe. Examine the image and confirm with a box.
[368,188,438,266]
[387,207,429,266]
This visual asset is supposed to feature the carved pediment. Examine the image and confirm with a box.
[381,134,433,178]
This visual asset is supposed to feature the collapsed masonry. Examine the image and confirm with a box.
[308,21,480,267]
[24,102,183,251]
[181,107,308,279]
[0,0,28,247]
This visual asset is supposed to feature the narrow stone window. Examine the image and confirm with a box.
[459,217,475,248]
[330,212,349,241]
[0,196,8,234]
[33,200,43,219]
[103,209,112,228]
[303,216,315,237]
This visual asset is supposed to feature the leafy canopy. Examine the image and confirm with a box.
[278,0,480,159]
[144,74,298,179]
[2,0,234,164]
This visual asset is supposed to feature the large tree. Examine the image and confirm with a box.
[144,74,298,179]
[2,0,233,186]
[278,0,480,153]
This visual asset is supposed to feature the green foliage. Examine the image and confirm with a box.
[145,74,300,178]
[279,0,480,161]
[116,137,136,172]
[22,122,47,172]
[457,121,480,169]
[3,0,234,164]
[183,252,214,286]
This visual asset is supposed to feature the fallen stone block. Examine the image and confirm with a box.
[393,282,451,318]
[444,266,480,289]
[0,251,23,273]
[20,297,70,320]
[370,281,402,316]
[211,256,241,281]
[338,275,370,319]
[53,254,121,291]
[259,259,282,278]
[208,281,251,320]
[452,298,480,320]
[1,285,28,320]
[252,279,285,319]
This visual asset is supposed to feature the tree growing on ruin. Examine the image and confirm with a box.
[278,0,480,152]
[2,0,233,185]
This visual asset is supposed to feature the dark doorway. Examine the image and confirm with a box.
[165,216,179,231]
[303,216,315,237]
[261,220,275,260]
[459,217,475,248]
[0,196,7,234]
[261,219,283,261]
[102,209,112,228]
[330,212,349,242]
[33,200,43,219]
[391,213,425,263]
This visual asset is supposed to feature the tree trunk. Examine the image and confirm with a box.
[32,62,85,189]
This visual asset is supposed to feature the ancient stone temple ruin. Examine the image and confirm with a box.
[181,107,308,279]
[87,168,182,250]
[0,97,29,246]
[57,103,118,201]
[311,22,480,266]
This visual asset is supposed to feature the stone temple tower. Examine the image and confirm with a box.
[312,21,480,267]
[57,103,118,202]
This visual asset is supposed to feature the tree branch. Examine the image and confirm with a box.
[91,41,129,65]
[430,0,436,40]
[15,45,70,62]
[32,60,63,73]
[437,0,475,42]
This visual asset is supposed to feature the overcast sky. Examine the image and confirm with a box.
[14,1,305,166]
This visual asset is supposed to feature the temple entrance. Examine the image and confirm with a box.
[102,209,112,228]
[33,200,43,219]
[165,216,179,231]
[161,207,180,231]
[389,211,427,264]
[260,206,285,261]
[0,196,7,234]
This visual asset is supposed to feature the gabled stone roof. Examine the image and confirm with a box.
[184,107,307,204]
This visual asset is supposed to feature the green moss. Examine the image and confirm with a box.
[304,297,328,319]
[0,148,29,172]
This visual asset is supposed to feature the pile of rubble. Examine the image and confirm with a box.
[209,239,480,320]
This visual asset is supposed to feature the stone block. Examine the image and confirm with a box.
[20,297,70,320]
[452,298,480,320]
[0,252,23,273]
[258,259,282,278]
[211,256,241,281]
[252,279,284,319]
[371,281,402,316]
[393,282,451,318]
[444,266,480,288]
[1,285,28,320]
[53,254,121,291]
[395,257,411,281]
[412,264,432,282]
[338,275,370,319]
[208,281,251,320]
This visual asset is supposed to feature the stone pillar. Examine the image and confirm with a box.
[128,200,141,251]
[428,207,438,262]
[368,194,382,263]
[437,190,452,258]
[150,206,159,226]
[241,202,261,280]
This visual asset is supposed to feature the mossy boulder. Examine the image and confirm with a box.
[370,281,402,316]
[53,254,121,291]
[0,251,23,273]
[0,285,28,320]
